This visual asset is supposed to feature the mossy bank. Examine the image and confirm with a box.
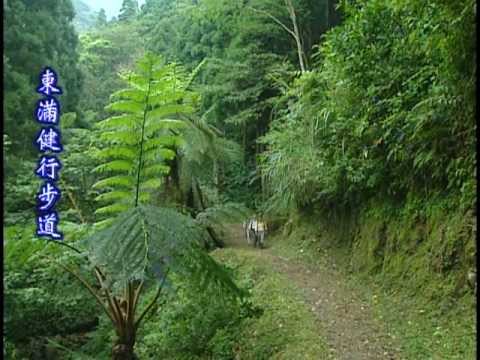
[274,195,476,359]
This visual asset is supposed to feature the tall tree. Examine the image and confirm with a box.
[96,8,107,27]
[248,0,308,72]
[119,0,139,22]
[4,0,82,156]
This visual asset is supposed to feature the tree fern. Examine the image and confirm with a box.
[58,54,246,359]
[176,114,243,205]
[195,202,251,232]
[80,205,243,297]
[92,53,196,225]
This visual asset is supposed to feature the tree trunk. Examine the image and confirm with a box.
[284,0,307,72]
[112,342,138,360]
[248,3,308,73]
[195,180,224,248]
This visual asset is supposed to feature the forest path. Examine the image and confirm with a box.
[223,223,401,360]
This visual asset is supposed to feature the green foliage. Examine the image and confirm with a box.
[369,289,475,359]
[4,225,98,354]
[77,22,144,119]
[195,202,251,233]
[213,249,329,359]
[175,112,245,213]
[92,53,197,224]
[261,0,476,214]
[81,205,244,298]
[54,53,248,359]
[4,0,82,157]
[138,0,335,201]
[72,0,98,32]
[4,0,475,358]
[276,209,476,359]
[119,0,139,22]
[59,112,100,223]
[95,8,107,28]
[135,277,251,359]
[4,159,37,225]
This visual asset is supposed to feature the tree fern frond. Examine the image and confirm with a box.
[92,160,134,174]
[92,175,135,189]
[81,205,245,298]
[93,218,115,230]
[100,131,140,145]
[94,53,196,223]
[138,192,151,203]
[95,114,141,130]
[94,203,131,216]
[150,65,172,80]
[149,89,190,105]
[95,146,137,160]
[157,148,177,160]
[105,100,145,114]
[143,136,184,151]
[195,202,251,229]
[142,164,170,177]
[144,118,187,136]
[140,178,163,190]
[185,114,223,138]
[214,137,243,164]
[185,58,207,90]
[95,190,132,203]
[110,88,147,103]
[121,73,149,91]
[142,148,177,164]
[147,104,195,120]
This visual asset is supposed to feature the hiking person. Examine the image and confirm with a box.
[243,220,252,245]
[255,217,267,248]
[248,218,257,247]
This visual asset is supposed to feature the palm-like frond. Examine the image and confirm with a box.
[81,205,245,297]
[93,53,197,225]
[195,202,251,231]
[176,114,243,197]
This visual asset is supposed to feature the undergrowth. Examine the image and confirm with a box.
[38,247,329,359]
[271,200,476,360]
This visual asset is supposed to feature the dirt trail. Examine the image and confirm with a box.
[224,224,401,360]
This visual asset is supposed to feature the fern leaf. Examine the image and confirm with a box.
[105,100,144,114]
[144,119,187,136]
[140,178,163,190]
[96,114,141,130]
[92,175,134,189]
[94,203,131,216]
[143,136,184,151]
[100,131,139,145]
[185,58,207,90]
[110,88,146,103]
[147,104,194,120]
[95,146,137,160]
[93,218,115,230]
[121,73,149,91]
[93,160,134,174]
[81,205,245,298]
[142,164,170,177]
[95,191,132,203]
[142,148,176,164]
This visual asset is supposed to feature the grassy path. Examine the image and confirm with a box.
[220,224,402,360]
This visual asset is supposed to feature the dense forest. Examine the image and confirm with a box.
[4,0,476,359]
